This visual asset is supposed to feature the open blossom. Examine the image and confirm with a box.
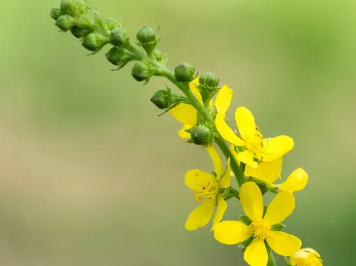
[184,146,231,231]
[169,78,233,139]
[290,248,323,266]
[214,182,301,266]
[217,106,294,181]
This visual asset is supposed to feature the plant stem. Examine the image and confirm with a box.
[160,68,246,187]
[267,246,277,266]
[126,45,247,187]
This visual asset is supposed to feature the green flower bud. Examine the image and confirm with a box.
[150,90,169,109]
[60,0,71,13]
[137,26,156,43]
[70,26,92,38]
[190,125,214,146]
[60,0,87,16]
[136,26,157,56]
[105,47,136,69]
[110,28,129,46]
[131,61,153,82]
[82,32,110,52]
[175,62,195,82]
[55,15,76,32]
[199,72,220,88]
[50,7,62,20]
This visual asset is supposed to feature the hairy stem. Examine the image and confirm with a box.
[267,246,277,266]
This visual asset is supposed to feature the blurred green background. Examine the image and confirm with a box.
[0,0,355,265]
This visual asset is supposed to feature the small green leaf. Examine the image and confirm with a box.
[272,223,285,231]
[238,236,253,251]
[239,215,252,225]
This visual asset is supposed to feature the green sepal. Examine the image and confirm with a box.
[234,145,247,153]
[272,223,285,231]
[238,236,253,251]
[136,26,158,56]
[50,7,62,21]
[240,215,252,225]
[55,14,76,32]
[70,26,92,38]
[82,32,110,52]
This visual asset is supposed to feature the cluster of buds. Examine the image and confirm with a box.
[51,0,164,82]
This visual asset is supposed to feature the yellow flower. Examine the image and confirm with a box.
[185,146,231,231]
[217,107,294,181]
[290,248,323,266]
[169,78,233,139]
[214,182,302,266]
[246,167,309,193]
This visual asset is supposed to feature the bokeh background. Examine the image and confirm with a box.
[1,0,355,265]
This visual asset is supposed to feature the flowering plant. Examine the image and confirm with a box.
[49,1,323,265]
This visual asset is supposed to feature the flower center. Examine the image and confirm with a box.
[245,127,264,160]
[249,220,271,240]
[193,181,218,202]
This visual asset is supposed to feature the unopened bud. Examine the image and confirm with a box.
[110,28,129,46]
[175,63,195,82]
[82,32,110,52]
[150,90,169,109]
[55,15,76,31]
[136,26,157,56]
[106,47,136,69]
[70,26,92,38]
[190,125,213,146]
[199,72,220,88]
[131,61,153,82]
[60,0,87,16]
[50,7,62,20]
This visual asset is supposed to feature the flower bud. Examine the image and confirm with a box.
[110,28,129,46]
[199,72,220,88]
[82,32,110,52]
[136,26,157,56]
[175,63,195,82]
[105,47,136,69]
[50,7,62,20]
[137,26,156,43]
[190,125,213,146]
[55,15,76,32]
[60,0,87,16]
[150,90,169,109]
[131,61,153,82]
[70,26,92,38]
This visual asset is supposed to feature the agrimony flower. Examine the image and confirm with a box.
[185,146,231,231]
[214,182,301,266]
[290,248,323,266]
[169,78,232,139]
[217,107,294,181]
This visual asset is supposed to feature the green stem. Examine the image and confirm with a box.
[126,45,247,188]
[159,69,246,187]
[284,256,291,266]
[267,245,277,266]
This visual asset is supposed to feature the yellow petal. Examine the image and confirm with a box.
[264,191,295,225]
[303,248,321,257]
[189,78,203,104]
[178,125,192,139]
[214,220,252,245]
[218,158,231,188]
[215,85,233,118]
[169,103,197,126]
[212,194,227,229]
[207,146,223,178]
[215,114,245,146]
[238,150,258,169]
[185,169,216,190]
[185,199,216,231]
[280,168,308,192]
[245,158,283,183]
[260,136,294,162]
[240,182,263,222]
[235,107,257,141]
[266,231,302,256]
[244,238,268,266]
